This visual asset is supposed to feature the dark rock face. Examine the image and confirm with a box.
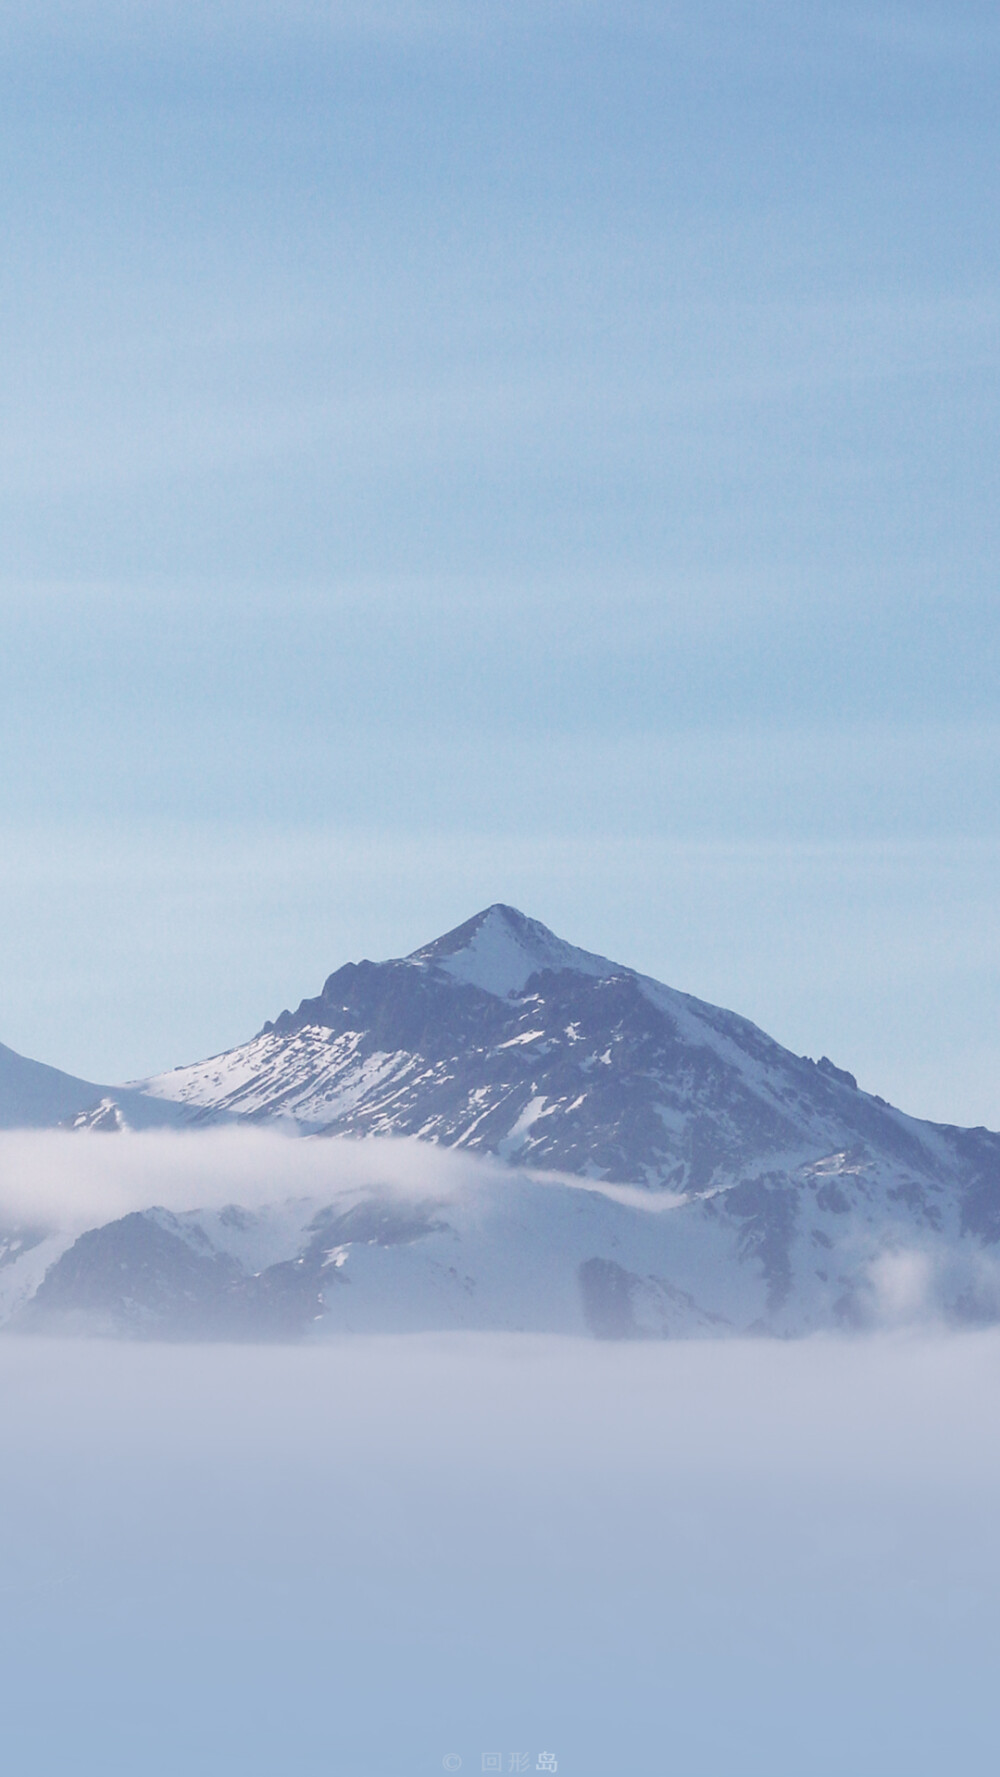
[17,1213,309,1340]
[577,1255,733,1340]
[19,1214,250,1339]
[19,1200,452,1340]
[579,1258,640,1340]
[720,1176,799,1311]
[949,1128,1000,1243]
[815,1057,858,1090]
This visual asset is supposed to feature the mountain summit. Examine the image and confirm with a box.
[406,903,621,997]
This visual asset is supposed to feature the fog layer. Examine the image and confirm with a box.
[2,1330,999,1776]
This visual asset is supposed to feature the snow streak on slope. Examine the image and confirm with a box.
[142,1027,415,1129]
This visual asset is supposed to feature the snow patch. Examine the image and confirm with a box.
[411,905,619,999]
[496,1096,548,1160]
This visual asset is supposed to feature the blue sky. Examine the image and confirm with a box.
[0,1,997,1118]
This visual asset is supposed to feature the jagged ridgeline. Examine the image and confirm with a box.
[3,905,1000,1337]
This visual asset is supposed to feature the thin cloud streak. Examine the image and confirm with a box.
[0,1126,686,1237]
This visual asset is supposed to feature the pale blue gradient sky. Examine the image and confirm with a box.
[0,2,997,1116]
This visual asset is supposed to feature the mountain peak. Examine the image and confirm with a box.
[406,904,623,998]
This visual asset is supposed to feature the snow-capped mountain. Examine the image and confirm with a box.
[5,903,1000,1338]
[136,903,999,1213]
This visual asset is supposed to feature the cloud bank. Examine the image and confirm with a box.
[0,1124,687,1238]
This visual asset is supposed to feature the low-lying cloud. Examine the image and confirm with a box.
[0,1126,496,1233]
[0,1124,685,1238]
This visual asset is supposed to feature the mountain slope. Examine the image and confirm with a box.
[137,903,997,1210]
[0,1041,110,1130]
[0,1040,221,1132]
